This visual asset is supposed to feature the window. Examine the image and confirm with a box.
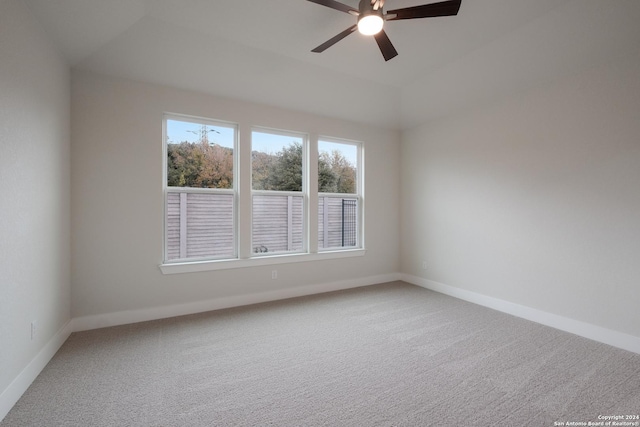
[318,139,362,250]
[251,129,306,255]
[161,114,364,272]
[164,115,237,262]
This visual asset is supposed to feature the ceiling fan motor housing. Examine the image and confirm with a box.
[357,0,384,35]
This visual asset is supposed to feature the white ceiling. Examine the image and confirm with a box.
[25,0,640,130]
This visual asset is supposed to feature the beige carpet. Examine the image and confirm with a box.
[3,282,640,426]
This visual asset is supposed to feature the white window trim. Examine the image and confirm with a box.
[163,113,239,263]
[159,248,366,274]
[160,116,366,275]
[317,137,364,251]
[250,127,309,257]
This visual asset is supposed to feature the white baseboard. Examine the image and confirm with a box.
[0,320,74,422]
[1,273,401,421]
[401,274,640,355]
[2,272,638,423]
[72,273,402,332]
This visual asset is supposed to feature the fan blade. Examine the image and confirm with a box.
[386,0,461,21]
[306,0,359,15]
[373,30,398,61]
[371,0,382,10]
[312,25,358,53]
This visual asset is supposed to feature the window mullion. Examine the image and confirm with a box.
[238,122,253,259]
[308,134,319,254]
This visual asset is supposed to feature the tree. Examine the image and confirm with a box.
[318,152,338,192]
[168,138,356,193]
[194,143,233,188]
[251,151,276,190]
[264,142,303,191]
[167,141,233,188]
[167,142,203,187]
[334,150,356,193]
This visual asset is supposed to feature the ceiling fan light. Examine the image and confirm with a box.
[357,14,384,35]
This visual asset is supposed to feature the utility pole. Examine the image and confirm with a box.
[187,125,220,146]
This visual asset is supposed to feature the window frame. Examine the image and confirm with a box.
[159,116,366,275]
[250,127,309,258]
[162,113,239,263]
[317,137,364,251]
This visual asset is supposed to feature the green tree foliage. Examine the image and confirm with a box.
[328,150,356,193]
[265,142,303,191]
[253,142,303,191]
[319,150,356,194]
[168,139,357,193]
[318,152,338,193]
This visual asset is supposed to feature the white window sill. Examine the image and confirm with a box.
[159,249,366,275]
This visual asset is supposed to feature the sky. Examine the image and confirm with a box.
[167,119,357,166]
[166,119,235,148]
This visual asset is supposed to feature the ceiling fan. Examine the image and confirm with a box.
[307,0,461,61]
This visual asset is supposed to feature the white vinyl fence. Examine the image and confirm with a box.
[166,192,357,261]
[252,195,303,253]
[166,192,234,260]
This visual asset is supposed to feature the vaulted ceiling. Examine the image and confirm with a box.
[25,0,640,130]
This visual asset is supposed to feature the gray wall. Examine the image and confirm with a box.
[0,0,70,402]
[71,70,401,318]
[401,55,640,338]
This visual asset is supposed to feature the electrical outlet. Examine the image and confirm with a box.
[422,260,427,270]
[271,270,278,280]
[31,320,37,340]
